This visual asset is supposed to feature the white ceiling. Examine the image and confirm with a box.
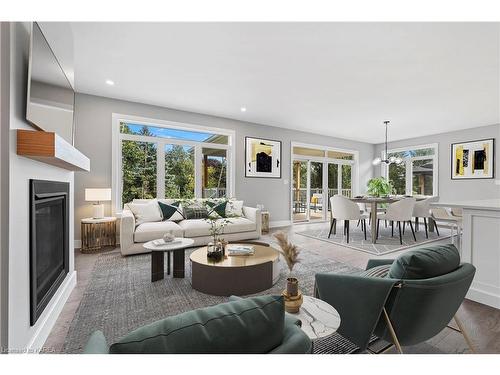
[70,22,500,144]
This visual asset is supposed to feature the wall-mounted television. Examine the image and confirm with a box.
[26,22,75,145]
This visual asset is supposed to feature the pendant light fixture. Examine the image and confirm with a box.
[372,121,403,166]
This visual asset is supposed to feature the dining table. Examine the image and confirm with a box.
[349,196,431,243]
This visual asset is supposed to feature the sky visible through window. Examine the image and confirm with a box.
[125,123,216,142]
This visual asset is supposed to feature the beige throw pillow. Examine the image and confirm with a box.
[127,199,162,225]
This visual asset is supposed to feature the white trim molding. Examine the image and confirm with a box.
[26,271,76,352]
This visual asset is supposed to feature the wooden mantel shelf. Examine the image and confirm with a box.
[17,130,90,172]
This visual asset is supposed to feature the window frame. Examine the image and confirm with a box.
[381,143,439,196]
[112,113,235,214]
[290,141,359,222]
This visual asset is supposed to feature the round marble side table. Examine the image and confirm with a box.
[291,295,341,340]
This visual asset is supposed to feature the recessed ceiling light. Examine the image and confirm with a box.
[105,79,115,86]
[240,107,247,112]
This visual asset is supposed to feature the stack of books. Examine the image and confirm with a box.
[226,245,255,256]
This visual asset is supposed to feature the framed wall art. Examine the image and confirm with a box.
[245,137,281,178]
[451,138,495,179]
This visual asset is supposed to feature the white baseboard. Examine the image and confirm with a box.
[269,220,292,228]
[467,287,500,309]
[27,271,77,352]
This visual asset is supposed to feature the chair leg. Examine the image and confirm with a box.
[357,219,360,227]
[409,220,416,242]
[424,217,428,238]
[346,220,350,243]
[334,218,337,235]
[391,221,394,237]
[415,217,419,231]
[402,221,406,235]
[434,221,440,236]
[453,315,476,353]
[385,220,387,228]
[376,219,380,239]
[398,221,403,245]
[382,308,403,354]
[363,219,367,241]
[328,217,336,238]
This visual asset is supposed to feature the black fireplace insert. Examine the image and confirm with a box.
[30,179,69,326]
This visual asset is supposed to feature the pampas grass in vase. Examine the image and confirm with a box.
[274,231,300,298]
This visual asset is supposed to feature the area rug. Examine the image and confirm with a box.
[62,245,361,354]
[296,222,453,256]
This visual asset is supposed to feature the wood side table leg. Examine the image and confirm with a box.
[151,251,164,282]
[371,202,377,243]
[167,251,171,275]
[173,249,185,278]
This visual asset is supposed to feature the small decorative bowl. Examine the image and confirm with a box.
[163,233,175,243]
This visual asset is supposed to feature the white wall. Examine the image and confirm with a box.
[0,21,10,351]
[6,22,76,352]
[73,93,375,240]
[373,123,500,201]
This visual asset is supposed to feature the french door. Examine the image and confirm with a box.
[292,159,353,222]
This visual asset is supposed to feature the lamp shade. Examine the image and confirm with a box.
[85,188,111,202]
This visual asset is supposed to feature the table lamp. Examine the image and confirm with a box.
[85,188,111,219]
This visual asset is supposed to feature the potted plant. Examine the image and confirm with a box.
[274,231,302,313]
[205,216,231,261]
[366,177,394,197]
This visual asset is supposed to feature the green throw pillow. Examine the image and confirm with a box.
[205,200,228,218]
[158,201,185,221]
[388,244,460,280]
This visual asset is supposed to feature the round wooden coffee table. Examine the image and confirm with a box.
[190,244,280,296]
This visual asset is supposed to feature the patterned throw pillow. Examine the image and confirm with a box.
[205,200,228,218]
[359,264,391,278]
[158,201,185,221]
[183,206,209,220]
[226,200,244,217]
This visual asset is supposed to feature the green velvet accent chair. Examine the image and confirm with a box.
[314,244,476,353]
[83,295,311,354]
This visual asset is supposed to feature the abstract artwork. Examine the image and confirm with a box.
[451,138,494,179]
[245,137,281,178]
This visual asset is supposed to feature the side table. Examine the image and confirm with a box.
[81,217,117,253]
[261,211,270,234]
[292,295,341,340]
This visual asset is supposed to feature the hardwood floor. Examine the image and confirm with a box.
[43,222,500,354]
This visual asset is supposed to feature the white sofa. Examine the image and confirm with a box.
[120,199,262,256]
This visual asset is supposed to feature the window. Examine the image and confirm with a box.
[114,116,234,209]
[383,145,438,196]
[291,142,358,222]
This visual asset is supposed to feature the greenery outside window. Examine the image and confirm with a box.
[383,145,438,196]
[116,119,233,209]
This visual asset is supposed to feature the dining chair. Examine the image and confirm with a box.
[431,207,463,246]
[412,196,439,238]
[329,195,369,243]
[377,198,416,245]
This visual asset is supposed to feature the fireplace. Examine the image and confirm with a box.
[30,179,69,326]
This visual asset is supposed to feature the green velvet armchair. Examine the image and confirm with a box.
[314,244,476,353]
